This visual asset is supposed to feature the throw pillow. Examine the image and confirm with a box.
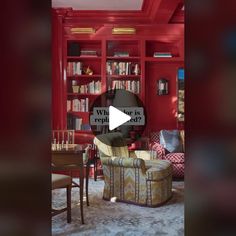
[160,130,183,153]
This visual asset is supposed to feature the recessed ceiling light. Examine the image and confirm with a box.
[70,28,96,34]
[112,28,136,35]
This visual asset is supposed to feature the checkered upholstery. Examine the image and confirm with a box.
[150,132,160,143]
[149,142,165,159]
[150,131,184,178]
[165,153,184,163]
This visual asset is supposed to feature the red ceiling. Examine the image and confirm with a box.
[54,0,184,25]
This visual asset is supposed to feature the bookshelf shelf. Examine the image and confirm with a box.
[106,56,140,60]
[67,75,101,79]
[145,57,183,62]
[67,111,90,115]
[107,75,140,79]
[75,130,92,134]
[67,93,101,96]
[67,56,102,60]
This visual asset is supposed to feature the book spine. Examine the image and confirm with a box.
[86,98,89,112]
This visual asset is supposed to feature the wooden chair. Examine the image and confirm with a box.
[52,130,75,144]
[51,173,72,223]
[52,130,90,206]
[52,151,85,224]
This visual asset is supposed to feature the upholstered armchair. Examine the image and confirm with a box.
[94,132,172,207]
[150,130,185,178]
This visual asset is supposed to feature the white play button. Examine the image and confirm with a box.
[109,106,131,131]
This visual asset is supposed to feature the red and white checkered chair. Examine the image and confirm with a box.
[150,131,184,178]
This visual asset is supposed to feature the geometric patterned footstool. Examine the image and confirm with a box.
[164,153,184,178]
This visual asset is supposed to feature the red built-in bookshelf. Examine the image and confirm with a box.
[52,7,184,143]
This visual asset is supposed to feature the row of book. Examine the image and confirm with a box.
[67,62,83,76]
[107,61,140,75]
[72,80,101,94]
[80,50,97,57]
[153,52,173,58]
[67,114,91,131]
[111,80,140,94]
[67,98,89,112]
[113,51,129,57]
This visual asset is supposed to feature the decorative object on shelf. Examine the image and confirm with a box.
[70,27,96,34]
[157,78,169,95]
[112,27,136,35]
[83,66,93,75]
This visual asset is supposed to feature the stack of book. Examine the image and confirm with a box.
[67,62,83,76]
[73,80,101,94]
[153,52,172,58]
[107,61,139,75]
[68,98,89,112]
[114,52,129,57]
[80,50,97,57]
[112,80,140,94]
[67,114,91,131]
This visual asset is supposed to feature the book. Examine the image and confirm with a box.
[67,100,71,112]
[153,52,172,58]
[73,80,101,95]
[75,118,82,130]
[114,52,129,57]
[111,80,140,94]
[81,124,91,131]
[67,62,82,76]
[80,50,97,57]
[71,98,89,112]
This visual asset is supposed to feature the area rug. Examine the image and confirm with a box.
[52,179,184,236]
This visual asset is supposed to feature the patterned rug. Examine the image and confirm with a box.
[52,179,184,236]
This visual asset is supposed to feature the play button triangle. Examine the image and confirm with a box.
[109,106,131,131]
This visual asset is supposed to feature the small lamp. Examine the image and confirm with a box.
[158,79,169,95]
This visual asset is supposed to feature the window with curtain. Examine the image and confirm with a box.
[177,68,184,122]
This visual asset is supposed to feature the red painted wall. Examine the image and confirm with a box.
[146,62,183,132]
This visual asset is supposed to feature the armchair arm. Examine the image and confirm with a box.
[129,150,157,160]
